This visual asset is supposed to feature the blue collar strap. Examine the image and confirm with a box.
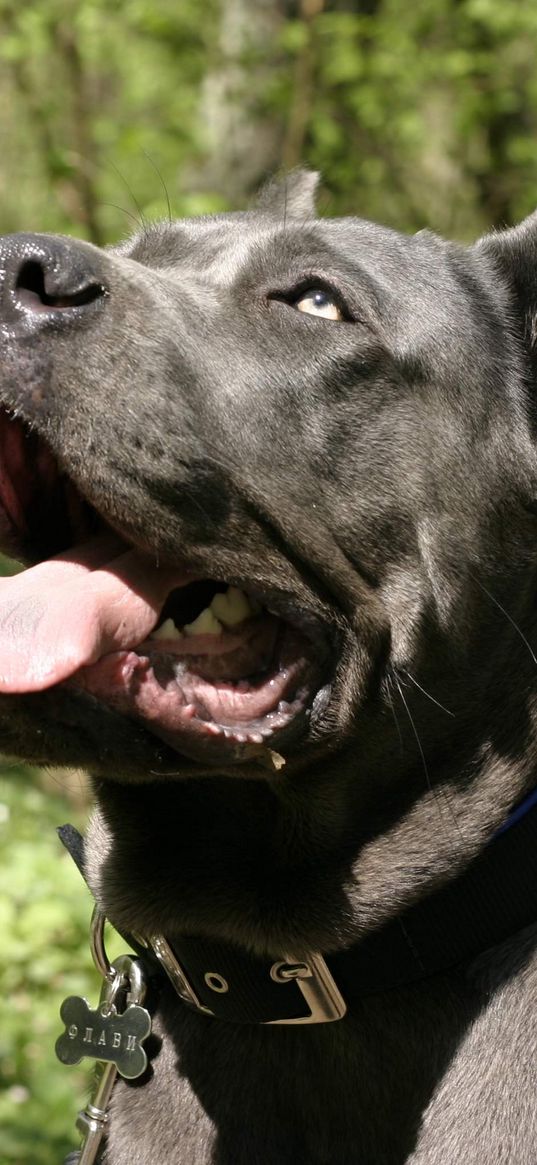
[495,785,537,837]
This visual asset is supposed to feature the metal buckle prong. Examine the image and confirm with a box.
[267,952,347,1025]
[270,961,311,982]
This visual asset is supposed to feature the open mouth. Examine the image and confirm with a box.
[0,409,326,765]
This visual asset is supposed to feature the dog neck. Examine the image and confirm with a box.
[60,783,537,1025]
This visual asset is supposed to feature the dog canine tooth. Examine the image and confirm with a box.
[210,585,254,627]
[151,617,183,641]
[184,606,223,637]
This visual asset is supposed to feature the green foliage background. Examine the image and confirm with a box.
[0,769,95,1164]
[2,0,537,246]
[2,0,537,1159]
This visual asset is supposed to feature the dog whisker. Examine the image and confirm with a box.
[99,202,144,231]
[143,151,173,225]
[105,156,147,232]
[394,675,462,835]
[393,675,432,793]
[471,573,537,667]
[397,669,454,717]
[384,677,405,755]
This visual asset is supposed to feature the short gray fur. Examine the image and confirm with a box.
[0,170,536,1162]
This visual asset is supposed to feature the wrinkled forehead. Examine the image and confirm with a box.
[114,212,416,293]
[111,213,495,372]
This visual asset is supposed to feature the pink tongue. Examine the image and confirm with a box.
[0,533,190,693]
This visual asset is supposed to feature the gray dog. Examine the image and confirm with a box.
[0,171,536,1163]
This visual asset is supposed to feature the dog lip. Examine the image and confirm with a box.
[70,629,321,764]
[70,591,329,759]
[0,410,334,766]
[0,504,332,765]
[0,410,331,649]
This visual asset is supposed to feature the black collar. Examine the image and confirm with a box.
[58,791,537,1026]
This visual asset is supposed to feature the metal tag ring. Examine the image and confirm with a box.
[90,906,112,980]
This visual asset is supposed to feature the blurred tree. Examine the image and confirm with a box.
[1,0,537,245]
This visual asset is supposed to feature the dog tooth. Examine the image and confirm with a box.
[184,606,223,637]
[210,586,253,627]
[247,732,264,744]
[151,617,183,640]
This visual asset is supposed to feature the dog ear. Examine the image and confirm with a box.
[256,169,319,219]
[476,212,537,339]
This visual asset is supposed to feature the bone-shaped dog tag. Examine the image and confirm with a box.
[56,994,151,1079]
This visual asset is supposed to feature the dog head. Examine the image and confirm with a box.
[0,171,536,833]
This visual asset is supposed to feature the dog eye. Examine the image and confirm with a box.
[294,288,344,321]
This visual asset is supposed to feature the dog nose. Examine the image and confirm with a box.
[0,233,107,324]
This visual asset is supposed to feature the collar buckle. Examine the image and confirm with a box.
[149,934,347,1025]
[267,954,347,1024]
[150,934,214,1015]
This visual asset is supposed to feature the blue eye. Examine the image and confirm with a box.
[294,288,343,320]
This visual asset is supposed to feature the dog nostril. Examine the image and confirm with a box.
[14,259,107,313]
